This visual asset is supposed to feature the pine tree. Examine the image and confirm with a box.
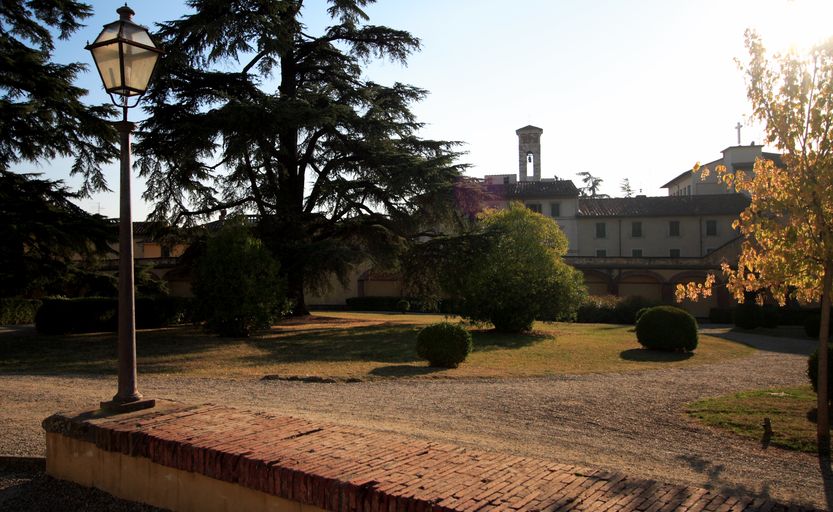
[0,0,117,192]
[620,178,634,197]
[0,170,114,296]
[135,0,466,315]
[576,171,608,198]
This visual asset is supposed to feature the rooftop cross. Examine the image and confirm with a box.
[735,122,743,145]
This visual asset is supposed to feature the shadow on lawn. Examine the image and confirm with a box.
[470,329,551,351]
[619,348,694,362]
[0,320,551,376]
[0,325,235,375]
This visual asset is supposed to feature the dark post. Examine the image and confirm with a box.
[100,108,155,413]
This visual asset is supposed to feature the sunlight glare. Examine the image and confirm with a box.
[751,0,833,52]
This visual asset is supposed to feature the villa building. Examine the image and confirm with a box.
[121,126,776,317]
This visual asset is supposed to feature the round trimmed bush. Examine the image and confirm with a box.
[416,322,473,368]
[733,302,764,330]
[808,343,833,402]
[635,306,698,352]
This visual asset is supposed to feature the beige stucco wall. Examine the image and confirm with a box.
[577,216,737,258]
[46,432,325,512]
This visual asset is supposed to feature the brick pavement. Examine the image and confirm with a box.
[42,403,822,512]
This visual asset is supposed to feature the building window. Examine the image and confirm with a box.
[596,249,607,257]
[669,220,680,237]
[632,249,643,257]
[670,249,681,258]
[550,202,561,217]
[706,220,717,236]
[503,176,510,184]
[631,221,642,238]
[527,203,542,213]
[686,185,691,195]
[595,222,606,239]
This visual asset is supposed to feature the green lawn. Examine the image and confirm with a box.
[687,386,827,453]
[0,311,754,380]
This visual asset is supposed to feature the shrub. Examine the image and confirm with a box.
[136,296,195,329]
[35,297,117,335]
[635,306,698,352]
[396,299,410,313]
[808,343,833,402]
[733,302,764,330]
[194,221,288,337]
[416,322,473,368]
[635,307,650,324]
[0,298,41,325]
[455,204,586,332]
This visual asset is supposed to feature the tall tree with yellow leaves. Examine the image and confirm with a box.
[677,31,833,452]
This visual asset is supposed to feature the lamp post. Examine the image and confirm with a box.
[87,5,162,413]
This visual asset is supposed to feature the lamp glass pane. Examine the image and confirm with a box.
[123,44,158,93]
[121,24,159,94]
[94,21,121,44]
[122,23,155,47]
[90,41,122,91]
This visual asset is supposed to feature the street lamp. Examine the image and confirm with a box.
[87,4,162,413]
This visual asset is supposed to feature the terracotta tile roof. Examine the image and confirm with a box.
[578,193,750,217]
[486,180,579,199]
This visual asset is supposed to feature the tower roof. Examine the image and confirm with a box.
[516,125,543,134]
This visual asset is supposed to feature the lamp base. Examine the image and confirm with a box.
[100,398,156,414]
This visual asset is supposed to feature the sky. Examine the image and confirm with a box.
[18,0,833,219]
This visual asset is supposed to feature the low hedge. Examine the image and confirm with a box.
[709,306,820,326]
[805,314,833,340]
[708,307,734,324]
[35,296,193,335]
[35,297,116,335]
[416,322,473,368]
[577,295,658,325]
[733,302,764,330]
[635,306,698,352]
[0,298,42,325]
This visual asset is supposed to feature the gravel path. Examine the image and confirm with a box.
[0,328,829,510]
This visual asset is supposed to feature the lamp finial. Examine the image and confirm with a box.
[117,4,135,21]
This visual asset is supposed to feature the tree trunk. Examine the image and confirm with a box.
[287,270,309,317]
[818,261,832,454]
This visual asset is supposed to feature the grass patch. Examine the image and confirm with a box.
[687,386,828,453]
[0,311,754,380]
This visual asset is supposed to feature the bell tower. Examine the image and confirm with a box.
[516,125,543,181]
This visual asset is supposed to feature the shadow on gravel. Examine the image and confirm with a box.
[368,365,448,378]
[676,453,776,503]
[619,348,694,362]
[818,456,833,511]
